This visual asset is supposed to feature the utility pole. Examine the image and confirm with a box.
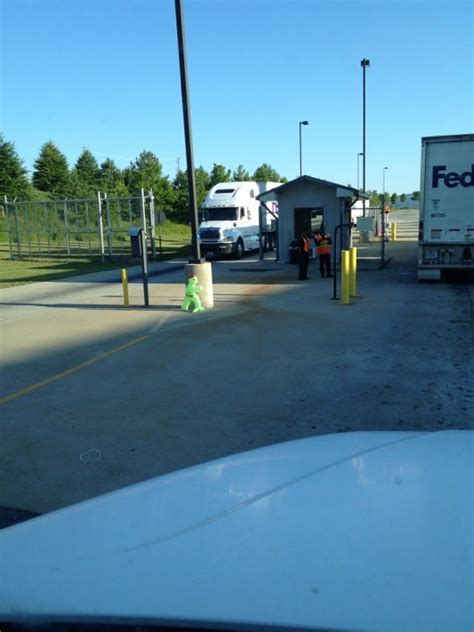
[175,0,201,262]
[361,58,370,217]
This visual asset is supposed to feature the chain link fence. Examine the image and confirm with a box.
[1,190,189,261]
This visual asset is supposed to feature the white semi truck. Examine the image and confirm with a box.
[418,134,474,280]
[198,181,280,259]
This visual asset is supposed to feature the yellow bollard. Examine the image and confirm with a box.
[340,250,351,305]
[121,268,130,307]
[391,222,397,241]
[349,247,357,297]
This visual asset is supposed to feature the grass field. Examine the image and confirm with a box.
[0,218,191,289]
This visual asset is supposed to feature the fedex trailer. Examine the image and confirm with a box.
[198,182,280,259]
[418,134,474,281]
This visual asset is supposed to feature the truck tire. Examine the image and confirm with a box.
[234,239,244,259]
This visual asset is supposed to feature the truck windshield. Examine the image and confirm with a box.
[202,207,238,221]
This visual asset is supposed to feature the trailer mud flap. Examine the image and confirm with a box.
[418,268,441,281]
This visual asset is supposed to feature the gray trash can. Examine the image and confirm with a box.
[129,227,143,257]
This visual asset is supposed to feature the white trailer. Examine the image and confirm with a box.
[198,181,280,259]
[418,134,474,280]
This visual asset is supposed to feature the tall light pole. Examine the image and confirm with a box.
[383,166,388,199]
[175,0,200,262]
[299,120,309,177]
[361,58,370,216]
[357,152,363,190]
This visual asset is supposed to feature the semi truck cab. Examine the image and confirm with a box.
[198,182,279,259]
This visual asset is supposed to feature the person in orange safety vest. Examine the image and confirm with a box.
[314,229,332,278]
[297,231,310,280]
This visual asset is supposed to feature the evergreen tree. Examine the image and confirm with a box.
[126,150,165,194]
[369,190,381,206]
[400,193,407,203]
[171,166,210,224]
[195,165,210,204]
[208,163,232,187]
[70,148,100,197]
[171,169,189,224]
[99,158,128,197]
[390,192,398,206]
[32,141,69,196]
[126,150,174,212]
[232,164,250,181]
[0,134,31,199]
[252,163,282,182]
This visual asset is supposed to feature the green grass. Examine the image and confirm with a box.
[0,257,128,289]
[0,218,191,289]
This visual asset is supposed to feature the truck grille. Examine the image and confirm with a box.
[200,228,220,240]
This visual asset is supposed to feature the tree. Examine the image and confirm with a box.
[390,192,398,206]
[69,148,100,198]
[208,163,231,187]
[252,163,283,182]
[171,169,189,224]
[195,166,210,205]
[232,164,250,181]
[400,193,407,203]
[32,141,69,196]
[126,150,164,194]
[369,190,381,206]
[411,191,420,200]
[126,150,174,213]
[99,158,128,197]
[170,166,210,224]
[0,135,31,199]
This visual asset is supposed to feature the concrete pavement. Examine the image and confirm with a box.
[1,242,473,520]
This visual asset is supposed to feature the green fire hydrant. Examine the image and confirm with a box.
[181,275,205,313]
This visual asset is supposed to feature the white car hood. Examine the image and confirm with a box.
[0,430,473,631]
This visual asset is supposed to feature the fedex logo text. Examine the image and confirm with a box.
[432,165,474,188]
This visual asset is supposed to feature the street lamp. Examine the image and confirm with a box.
[299,120,309,177]
[383,166,388,198]
[357,152,363,190]
[361,58,370,216]
[175,0,200,262]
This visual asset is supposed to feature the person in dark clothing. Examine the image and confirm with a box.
[314,230,332,277]
[297,232,310,280]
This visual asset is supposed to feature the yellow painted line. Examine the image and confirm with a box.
[0,335,150,406]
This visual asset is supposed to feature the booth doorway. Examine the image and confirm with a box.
[294,207,324,236]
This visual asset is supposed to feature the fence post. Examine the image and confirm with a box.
[13,199,22,258]
[140,188,148,262]
[149,189,157,259]
[44,202,51,256]
[63,199,71,256]
[4,196,14,259]
[104,192,113,260]
[85,201,92,255]
[96,192,105,262]
[140,188,147,232]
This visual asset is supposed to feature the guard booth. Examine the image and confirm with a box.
[257,175,369,262]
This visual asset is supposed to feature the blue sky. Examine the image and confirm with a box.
[1,0,473,194]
